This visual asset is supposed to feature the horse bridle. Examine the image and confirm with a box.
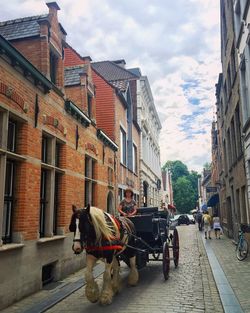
[72,213,93,254]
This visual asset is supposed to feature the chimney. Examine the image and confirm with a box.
[46,2,60,16]
[113,59,126,68]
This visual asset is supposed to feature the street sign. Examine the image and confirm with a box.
[206,186,217,193]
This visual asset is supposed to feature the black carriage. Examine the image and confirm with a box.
[121,207,179,280]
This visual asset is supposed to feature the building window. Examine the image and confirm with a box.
[85,156,96,206]
[40,169,47,238]
[226,129,232,168]
[231,47,236,84]
[221,5,227,53]
[3,161,15,243]
[7,120,16,152]
[133,144,138,174]
[50,51,58,84]
[235,104,242,155]
[231,118,237,163]
[120,128,127,165]
[0,112,25,244]
[87,94,92,119]
[40,134,64,238]
[223,81,228,106]
[108,167,114,186]
[223,139,228,173]
[240,57,250,124]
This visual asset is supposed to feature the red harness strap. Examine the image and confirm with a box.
[86,245,123,252]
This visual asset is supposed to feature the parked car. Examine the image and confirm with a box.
[169,215,179,228]
[177,214,190,225]
[187,214,195,224]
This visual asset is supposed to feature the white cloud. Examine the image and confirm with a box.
[0,0,221,172]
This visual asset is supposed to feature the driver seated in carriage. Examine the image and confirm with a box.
[118,188,138,217]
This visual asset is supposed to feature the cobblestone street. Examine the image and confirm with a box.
[46,225,223,313]
[2,225,223,313]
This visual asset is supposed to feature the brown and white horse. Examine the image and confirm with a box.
[69,205,139,305]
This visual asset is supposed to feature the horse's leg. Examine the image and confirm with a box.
[128,256,139,286]
[99,260,114,305]
[111,257,121,294]
[85,254,99,303]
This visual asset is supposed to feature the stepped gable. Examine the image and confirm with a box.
[0,14,49,40]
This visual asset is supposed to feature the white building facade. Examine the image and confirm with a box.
[233,0,250,223]
[130,69,162,207]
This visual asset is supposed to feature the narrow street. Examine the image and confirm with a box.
[3,225,223,313]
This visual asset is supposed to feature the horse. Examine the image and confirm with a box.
[69,204,139,305]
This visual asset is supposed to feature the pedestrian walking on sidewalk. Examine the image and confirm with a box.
[196,211,203,231]
[213,214,222,239]
[203,211,212,239]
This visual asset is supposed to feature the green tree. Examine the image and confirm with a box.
[173,176,196,213]
[162,160,199,213]
[162,160,189,182]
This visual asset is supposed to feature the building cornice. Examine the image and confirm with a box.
[65,99,91,127]
[97,129,118,152]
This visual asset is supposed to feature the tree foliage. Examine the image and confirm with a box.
[162,160,199,213]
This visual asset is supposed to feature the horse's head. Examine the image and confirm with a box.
[69,204,96,254]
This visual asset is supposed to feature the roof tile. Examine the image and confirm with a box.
[0,14,49,40]
[64,65,88,86]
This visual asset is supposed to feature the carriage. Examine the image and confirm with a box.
[121,206,180,280]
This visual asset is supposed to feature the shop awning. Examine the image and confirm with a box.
[207,193,219,207]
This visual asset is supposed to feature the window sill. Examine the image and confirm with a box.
[0,243,24,252]
[0,149,27,161]
[37,235,66,244]
[120,162,127,169]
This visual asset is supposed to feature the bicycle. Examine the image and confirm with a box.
[236,224,249,261]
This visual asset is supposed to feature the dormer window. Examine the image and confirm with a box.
[50,50,58,84]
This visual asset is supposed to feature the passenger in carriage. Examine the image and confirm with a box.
[118,188,138,216]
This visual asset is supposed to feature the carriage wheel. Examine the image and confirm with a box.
[173,228,179,268]
[162,242,170,280]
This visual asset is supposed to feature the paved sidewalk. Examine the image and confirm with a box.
[200,230,250,313]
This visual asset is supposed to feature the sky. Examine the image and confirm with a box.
[0,0,221,172]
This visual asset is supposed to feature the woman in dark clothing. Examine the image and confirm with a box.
[118,188,138,216]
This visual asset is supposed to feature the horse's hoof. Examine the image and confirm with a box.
[85,283,99,303]
[128,271,139,286]
[99,291,113,305]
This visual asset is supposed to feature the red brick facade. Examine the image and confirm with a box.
[0,3,117,309]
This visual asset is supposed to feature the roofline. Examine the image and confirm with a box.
[65,42,92,61]
[0,34,52,93]
[92,60,140,79]
[0,14,49,26]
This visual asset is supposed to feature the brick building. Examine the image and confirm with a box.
[0,3,117,309]
[214,0,248,239]
[232,0,250,223]
[92,60,141,206]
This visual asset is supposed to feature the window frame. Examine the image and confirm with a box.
[120,127,127,166]
[0,110,26,245]
[84,155,97,206]
[40,132,64,238]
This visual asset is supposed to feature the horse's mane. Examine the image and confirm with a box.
[89,207,119,245]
